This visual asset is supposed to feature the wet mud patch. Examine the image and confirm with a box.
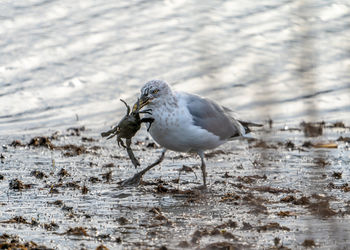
[0,123,350,249]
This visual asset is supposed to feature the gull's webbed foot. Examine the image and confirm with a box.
[118,172,143,186]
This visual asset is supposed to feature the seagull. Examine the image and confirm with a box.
[137,80,260,188]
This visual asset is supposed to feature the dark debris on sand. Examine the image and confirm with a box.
[337,136,350,143]
[59,144,88,157]
[31,170,48,179]
[256,222,290,232]
[9,140,25,147]
[9,179,32,190]
[28,136,55,149]
[300,122,323,137]
[191,227,237,245]
[0,216,34,225]
[0,234,52,250]
[302,239,316,248]
[43,221,59,231]
[58,168,70,177]
[307,200,336,217]
[3,122,350,249]
[63,227,89,236]
[8,129,99,157]
[67,126,86,136]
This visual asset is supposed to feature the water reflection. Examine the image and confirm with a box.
[0,0,349,136]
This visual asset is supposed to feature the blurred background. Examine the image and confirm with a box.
[0,0,349,135]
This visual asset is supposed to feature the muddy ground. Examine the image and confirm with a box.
[0,122,350,249]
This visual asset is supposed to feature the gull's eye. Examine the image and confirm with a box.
[152,89,159,94]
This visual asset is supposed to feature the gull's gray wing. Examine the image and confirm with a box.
[183,93,246,140]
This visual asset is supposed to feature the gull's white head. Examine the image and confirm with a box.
[139,80,172,108]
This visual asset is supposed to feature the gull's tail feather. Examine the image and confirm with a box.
[229,119,262,140]
[238,120,263,134]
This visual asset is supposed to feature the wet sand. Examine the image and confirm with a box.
[1,122,350,249]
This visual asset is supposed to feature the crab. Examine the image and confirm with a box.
[101,99,154,167]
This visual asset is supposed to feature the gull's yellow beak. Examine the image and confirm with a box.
[132,94,152,112]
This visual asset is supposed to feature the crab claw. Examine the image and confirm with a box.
[132,98,141,112]
[117,138,126,148]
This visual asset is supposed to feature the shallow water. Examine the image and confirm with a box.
[0,0,349,135]
[1,0,350,249]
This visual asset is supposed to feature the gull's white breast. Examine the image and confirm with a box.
[147,93,224,153]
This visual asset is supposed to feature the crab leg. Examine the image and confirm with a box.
[126,138,140,168]
[120,99,130,115]
[101,126,117,138]
[140,117,154,132]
